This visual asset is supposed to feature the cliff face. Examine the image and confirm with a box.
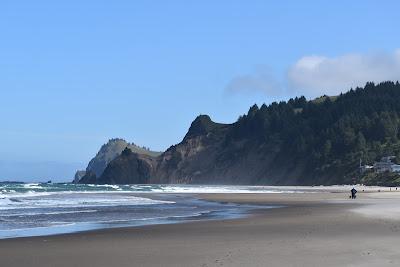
[152,115,231,184]
[152,115,303,185]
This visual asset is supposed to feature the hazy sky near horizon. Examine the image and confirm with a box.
[1,0,400,181]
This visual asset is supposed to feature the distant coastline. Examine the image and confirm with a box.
[76,82,400,187]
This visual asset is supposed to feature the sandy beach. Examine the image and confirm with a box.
[1,191,400,267]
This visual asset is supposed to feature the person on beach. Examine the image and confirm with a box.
[351,188,357,199]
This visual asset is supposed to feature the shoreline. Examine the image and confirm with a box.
[0,192,277,240]
[1,192,400,266]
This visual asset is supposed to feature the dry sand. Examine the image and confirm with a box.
[1,192,400,267]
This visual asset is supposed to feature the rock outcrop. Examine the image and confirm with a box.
[98,148,156,184]
[73,170,86,183]
[76,138,161,183]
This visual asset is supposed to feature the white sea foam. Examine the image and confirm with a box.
[0,192,174,210]
[146,185,392,194]
[88,184,120,189]
[147,185,306,194]
[23,183,43,189]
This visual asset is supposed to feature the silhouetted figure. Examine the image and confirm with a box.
[351,188,357,199]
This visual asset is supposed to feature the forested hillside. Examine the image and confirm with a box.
[230,81,400,184]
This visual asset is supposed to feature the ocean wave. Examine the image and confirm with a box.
[23,183,42,189]
[0,192,175,210]
[147,185,303,194]
[88,184,121,189]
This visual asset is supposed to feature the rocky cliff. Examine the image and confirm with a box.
[75,138,160,183]
[88,114,305,185]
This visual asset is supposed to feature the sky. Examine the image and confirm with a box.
[1,0,400,181]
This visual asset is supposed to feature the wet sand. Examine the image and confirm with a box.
[1,192,400,267]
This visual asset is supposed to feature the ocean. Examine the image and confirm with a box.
[0,183,288,239]
[0,183,380,239]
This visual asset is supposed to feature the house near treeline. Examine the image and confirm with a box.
[373,156,400,173]
[360,156,400,173]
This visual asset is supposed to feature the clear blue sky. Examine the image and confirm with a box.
[1,0,400,181]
